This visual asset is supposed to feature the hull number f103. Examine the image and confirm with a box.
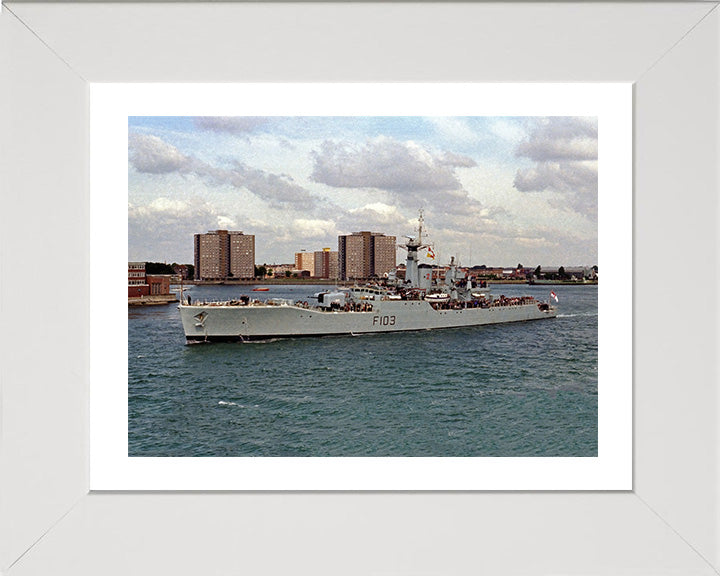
[373,315,396,326]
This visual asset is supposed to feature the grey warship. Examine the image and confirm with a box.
[179,215,557,342]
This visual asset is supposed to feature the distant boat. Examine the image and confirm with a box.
[252,287,270,292]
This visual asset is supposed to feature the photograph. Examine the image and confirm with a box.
[128,115,599,458]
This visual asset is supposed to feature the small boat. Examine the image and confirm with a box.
[425,292,451,303]
[252,287,270,292]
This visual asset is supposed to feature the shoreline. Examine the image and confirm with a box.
[129,294,178,306]
[178,279,598,287]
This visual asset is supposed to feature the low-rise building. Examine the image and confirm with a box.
[128,262,149,297]
[129,263,176,304]
[173,264,191,279]
[267,263,295,277]
[146,274,172,295]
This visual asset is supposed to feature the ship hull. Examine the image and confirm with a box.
[179,300,556,342]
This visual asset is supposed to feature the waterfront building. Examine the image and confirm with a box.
[146,275,171,295]
[313,248,339,279]
[194,230,255,280]
[172,264,191,279]
[294,250,315,277]
[372,234,396,278]
[338,231,396,280]
[228,232,255,279]
[128,263,174,303]
[128,262,148,297]
[268,263,295,278]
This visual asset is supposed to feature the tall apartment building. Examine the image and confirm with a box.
[314,248,339,279]
[338,231,396,280]
[372,234,396,278]
[294,251,315,276]
[194,230,255,280]
[228,232,255,279]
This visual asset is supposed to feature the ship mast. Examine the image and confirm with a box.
[417,209,424,246]
[400,210,430,288]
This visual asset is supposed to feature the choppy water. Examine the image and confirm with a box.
[128,284,597,457]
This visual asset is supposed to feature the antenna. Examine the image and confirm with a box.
[418,209,425,245]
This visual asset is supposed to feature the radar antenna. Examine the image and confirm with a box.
[399,209,429,252]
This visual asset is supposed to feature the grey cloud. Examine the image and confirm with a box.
[515,162,598,218]
[311,138,482,216]
[514,162,597,195]
[212,162,319,211]
[530,117,597,140]
[438,151,478,168]
[515,226,598,266]
[516,117,598,162]
[336,208,406,234]
[129,134,195,174]
[517,138,597,162]
[194,117,270,134]
[513,118,598,220]
[129,132,320,212]
[128,199,220,262]
[311,138,475,194]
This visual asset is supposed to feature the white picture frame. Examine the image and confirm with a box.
[2,2,718,574]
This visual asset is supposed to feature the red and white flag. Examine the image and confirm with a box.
[550,291,559,302]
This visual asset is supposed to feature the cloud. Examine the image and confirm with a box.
[513,117,598,219]
[194,117,270,135]
[515,117,597,163]
[217,215,237,229]
[310,137,485,216]
[216,162,319,211]
[489,118,526,143]
[129,134,194,174]
[292,218,337,239]
[128,197,235,261]
[513,236,557,248]
[438,151,477,168]
[311,137,475,193]
[512,227,598,266]
[129,132,320,212]
[129,197,236,231]
[426,117,481,145]
[514,161,597,194]
[341,203,406,231]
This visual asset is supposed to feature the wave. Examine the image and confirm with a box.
[557,312,599,318]
[217,401,260,408]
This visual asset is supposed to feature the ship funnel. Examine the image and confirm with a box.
[418,264,432,289]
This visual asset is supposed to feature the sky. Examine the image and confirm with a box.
[128,116,598,268]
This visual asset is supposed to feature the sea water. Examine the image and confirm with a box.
[128,284,597,457]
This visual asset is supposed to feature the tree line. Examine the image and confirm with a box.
[145,262,194,278]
